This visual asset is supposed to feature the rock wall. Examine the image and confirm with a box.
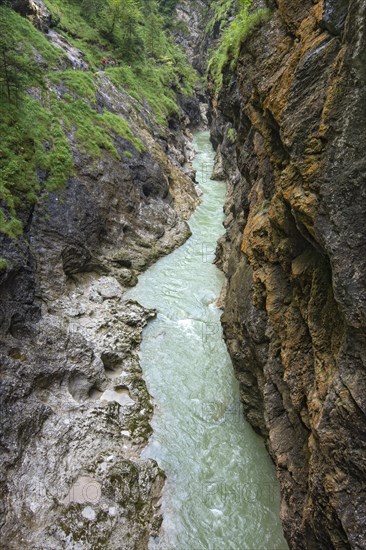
[174,0,211,75]
[0,5,200,548]
[210,0,366,548]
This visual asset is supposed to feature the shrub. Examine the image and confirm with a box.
[208,4,271,94]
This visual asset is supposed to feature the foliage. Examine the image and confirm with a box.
[0,95,73,236]
[208,2,270,94]
[47,0,197,111]
[0,8,45,103]
[45,0,100,41]
[158,0,179,18]
[227,127,236,144]
[0,258,8,270]
[47,73,145,157]
[0,0,198,243]
[1,4,65,67]
[205,0,235,36]
[106,49,197,124]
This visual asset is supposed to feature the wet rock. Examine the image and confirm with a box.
[210,0,366,548]
[0,11,199,548]
[320,0,349,35]
[0,279,164,548]
[47,29,88,68]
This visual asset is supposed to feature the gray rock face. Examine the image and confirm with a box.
[1,293,164,549]
[210,0,366,548]
[320,0,349,34]
[174,0,209,74]
[0,12,199,549]
[174,0,219,77]
[9,0,51,30]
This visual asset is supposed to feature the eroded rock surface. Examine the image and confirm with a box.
[0,5,200,548]
[210,0,366,548]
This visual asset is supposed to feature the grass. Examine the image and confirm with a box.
[208,5,271,94]
[99,110,145,153]
[0,0,199,246]
[106,63,179,125]
[49,70,97,101]
[44,0,100,42]
[0,7,143,242]
[0,95,73,236]
[104,44,197,125]
[2,4,65,67]
[49,72,145,157]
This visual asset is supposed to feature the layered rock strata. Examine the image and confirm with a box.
[210,0,366,548]
[0,4,200,548]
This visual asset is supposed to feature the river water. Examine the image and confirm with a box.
[126,131,288,550]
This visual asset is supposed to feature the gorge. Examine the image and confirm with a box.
[126,130,287,549]
[0,0,365,549]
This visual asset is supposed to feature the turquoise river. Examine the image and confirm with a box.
[126,131,288,550]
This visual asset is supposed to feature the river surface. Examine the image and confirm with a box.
[126,131,288,550]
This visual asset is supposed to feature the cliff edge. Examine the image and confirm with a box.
[210,0,366,548]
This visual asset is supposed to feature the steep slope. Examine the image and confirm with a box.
[0,1,200,547]
[209,0,366,548]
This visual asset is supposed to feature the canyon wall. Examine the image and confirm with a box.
[210,0,366,548]
[0,3,200,547]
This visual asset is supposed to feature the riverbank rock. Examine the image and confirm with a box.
[0,5,199,548]
[210,0,366,548]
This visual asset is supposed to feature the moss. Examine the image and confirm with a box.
[58,96,118,156]
[1,6,65,67]
[0,258,8,270]
[208,6,271,94]
[0,95,73,236]
[46,117,74,190]
[44,0,197,125]
[49,70,97,102]
[205,0,235,35]
[99,111,145,153]
[44,0,100,43]
[106,62,183,126]
[0,0,199,238]
[227,127,236,144]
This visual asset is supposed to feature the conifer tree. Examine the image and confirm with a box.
[0,7,41,104]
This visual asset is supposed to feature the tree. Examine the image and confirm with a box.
[99,0,141,40]
[142,1,165,57]
[0,8,41,104]
[80,0,104,23]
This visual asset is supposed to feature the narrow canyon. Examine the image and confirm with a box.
[0,0,365,549]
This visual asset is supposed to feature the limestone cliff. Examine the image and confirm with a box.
[0,2,199,548]
[210,0,366,548]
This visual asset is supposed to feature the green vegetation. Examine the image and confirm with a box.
[0,0,198,243]
[0,94,74,236]
[207,0,270,94]
[0,258,8,270]
[106,54,196,125]
[205,0,235,35]
[0,6,73,238]
[227,127,236,144]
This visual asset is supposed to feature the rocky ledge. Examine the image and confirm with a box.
[210,0,366,548]
[0,3,201,548]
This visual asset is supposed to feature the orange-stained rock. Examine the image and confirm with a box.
[210,0,366,548]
